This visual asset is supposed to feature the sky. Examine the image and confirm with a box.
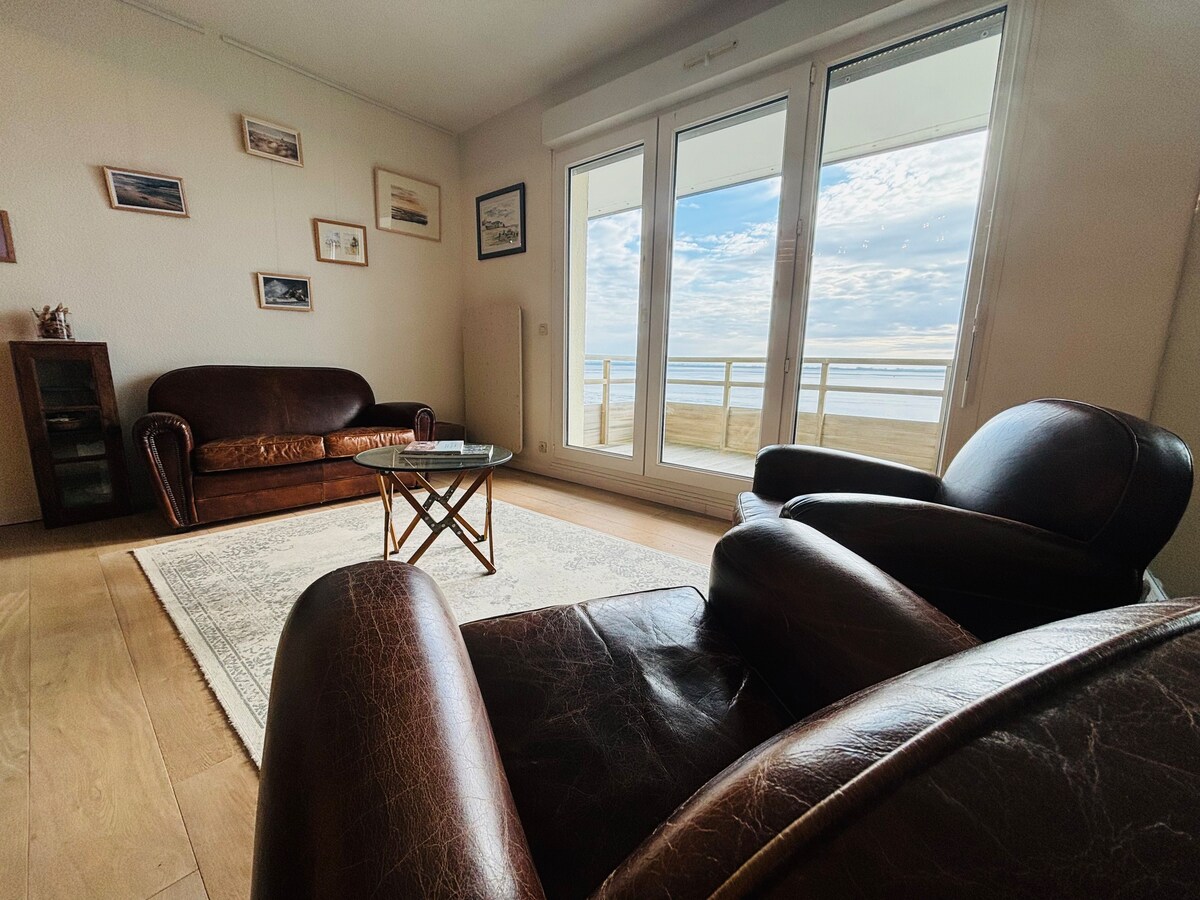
[581,129,990,362]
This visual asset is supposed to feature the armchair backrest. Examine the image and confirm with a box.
[147,365,376,443]
[939,398,1192,566]
[599,600,1200,899]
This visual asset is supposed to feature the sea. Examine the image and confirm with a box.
[583,359,948,422]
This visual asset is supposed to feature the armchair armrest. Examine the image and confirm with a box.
[709,518,977,717]
[132,411,195,529]
[358,401,435,440]
[751,444,941,502]
[783,495,1144,640]
[252,562,546,900]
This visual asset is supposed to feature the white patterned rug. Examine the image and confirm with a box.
[133,497,709,764]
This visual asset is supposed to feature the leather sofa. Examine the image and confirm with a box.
[133,365,433,528]
[251,518,1200,899]
[736,398,1192,640]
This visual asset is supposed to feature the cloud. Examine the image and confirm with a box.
[577,130,989,364]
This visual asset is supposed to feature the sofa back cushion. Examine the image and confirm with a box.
[148,366,375,443]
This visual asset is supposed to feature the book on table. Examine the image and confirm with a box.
[400,440,492,459]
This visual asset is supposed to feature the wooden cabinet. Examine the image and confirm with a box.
[10,340,131,527]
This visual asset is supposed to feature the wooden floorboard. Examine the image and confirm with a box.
[0,470,727,898]
[25,524,196,898]
[0,529,31,900]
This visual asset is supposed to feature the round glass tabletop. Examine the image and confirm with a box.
[354,444,513,473]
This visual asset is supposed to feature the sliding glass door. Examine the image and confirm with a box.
[553,6,1015,492]
[554,123,657,475]
[792,11,1006,470]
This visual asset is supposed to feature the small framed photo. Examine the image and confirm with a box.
[242,116,303,167]
[313,218,368,266]
[476,182,526,260]
[0,211,14,263]
[256,272,312,312]
[103,167,188,217]
[375,167,440,241]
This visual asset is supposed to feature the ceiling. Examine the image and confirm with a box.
[141,0,730,133]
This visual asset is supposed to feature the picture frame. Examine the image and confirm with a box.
[476,182,526,260]
[312,218,368,266]
[256,272,313,312]
[103,167,188,217]
[0,211,14,263]
[242,115,304,167]
[374,167,440,241]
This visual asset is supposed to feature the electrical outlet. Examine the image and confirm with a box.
[538,441,548,453]
[538,323,549,335]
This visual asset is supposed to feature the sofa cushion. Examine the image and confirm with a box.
[194,433,325,473]
[733,492,785,525]
[324,426,415,458]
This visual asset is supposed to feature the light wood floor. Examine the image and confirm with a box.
[0,469,728,900]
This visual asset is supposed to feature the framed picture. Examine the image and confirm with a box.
[374,168,440,241]
[0,211,14,263]
[103,167,188,217]
[476,182,526,260]
[242,116,304,167]
[256,272,312,312]
[312,218,368,266]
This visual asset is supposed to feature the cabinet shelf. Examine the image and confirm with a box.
[10,340,131,528]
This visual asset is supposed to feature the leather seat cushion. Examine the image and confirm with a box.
[734,491,785,525]
[194,433,325,473]
[324,426,415,458]
[460,587,794,900]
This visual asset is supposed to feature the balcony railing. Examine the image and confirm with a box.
[580,354,953,471]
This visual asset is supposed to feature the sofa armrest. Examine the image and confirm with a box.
[132,411,195,529]
[358,401,435,440]
[709,518,978,716]
[751,444,942,502]
[783,495,1144,640]
[252,562,546,900]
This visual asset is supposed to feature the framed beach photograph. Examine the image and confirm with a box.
[256,272,312,312]
[103,167,188,217]
[0,211,14,263]
[375,168,440,241]
[313,218,368,266]
[242,116,303,167]
[476,182,526,260]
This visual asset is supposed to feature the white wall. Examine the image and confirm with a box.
[459,0,1200,515]
[0,0,464,525]
[1151,212,1200,597]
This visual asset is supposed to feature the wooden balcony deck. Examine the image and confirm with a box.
[578,355,950,475]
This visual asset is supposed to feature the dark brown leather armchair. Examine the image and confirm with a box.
[252,518,1200,899]
[736,398,1192,639]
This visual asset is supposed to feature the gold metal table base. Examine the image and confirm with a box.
[376,467,496,574]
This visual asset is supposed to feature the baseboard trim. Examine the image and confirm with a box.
[508,456,736,521]
[0,504,41,527]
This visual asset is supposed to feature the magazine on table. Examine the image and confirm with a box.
[400,440,492,459]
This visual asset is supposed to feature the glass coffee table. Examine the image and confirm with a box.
[353,444,513,574]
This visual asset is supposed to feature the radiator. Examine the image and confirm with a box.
[463,303,523,453]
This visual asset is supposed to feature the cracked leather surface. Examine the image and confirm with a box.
[253,561,546,900]
[323,426,415,457]
[193,432,326,472]
[597,600,1200,899]
[461,587,793,900]
[253,518,1200,899]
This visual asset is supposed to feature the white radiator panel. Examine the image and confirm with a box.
[463,303,523,452]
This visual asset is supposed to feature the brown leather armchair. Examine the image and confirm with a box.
[133,365,434,528]
[252,518,1200,899]
[736,398,1192,639]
